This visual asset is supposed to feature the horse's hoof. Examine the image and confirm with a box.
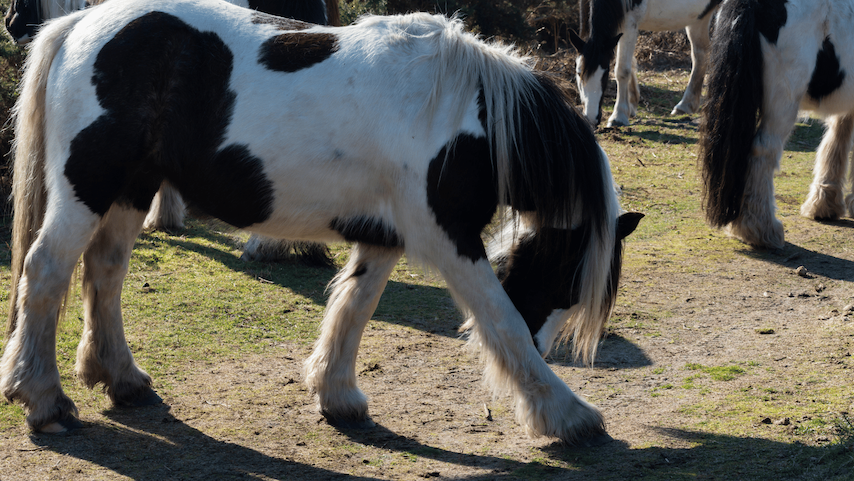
[37,415,84,434]
[606,120,628,128]
[114,386,163,408]
[324,414,376,429]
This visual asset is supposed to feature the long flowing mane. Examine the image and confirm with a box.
[380,13,617,361]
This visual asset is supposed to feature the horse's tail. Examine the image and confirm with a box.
[7,12,85,336]
[699,0,765,227]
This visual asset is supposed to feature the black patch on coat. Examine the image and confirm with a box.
[697,0,722,20]
[251,11,313,29]
[330,217,403,248]
[259,32,339,73]
[755,0,787,45]
[4,0,41,42]
[426,134,496,262]
[64,12,274,228]
[248,0,327,25]
[808,37,846,102]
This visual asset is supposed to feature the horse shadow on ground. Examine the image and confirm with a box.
[146,221,465,339]
[29,405,381,480]
[31,403,852,480]
[742,228,854,282]
[545,333,653,369]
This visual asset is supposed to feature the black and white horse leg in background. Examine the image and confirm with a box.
[608,27,640,127]
[672,16,712,115]
[801,113,854,220]
[143,180,185,231]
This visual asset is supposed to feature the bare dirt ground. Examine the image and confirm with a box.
[1,34,854,481]
[2,223,852,480]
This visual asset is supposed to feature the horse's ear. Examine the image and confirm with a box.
[568,29,586,52]
[616,212,644,240]
[607,33,623,51]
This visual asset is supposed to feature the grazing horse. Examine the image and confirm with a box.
[0,0,642,442]
[701,0,854,249]
[569,0,721,127]
[5,0,334,264]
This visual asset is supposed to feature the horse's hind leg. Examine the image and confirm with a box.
[143,181,185,231]
[672,19,711,115]
[304,243,403,427]
[76,205,160,407]
[801,113,854,220]
[728,100,801,248]
[1,203,100,432]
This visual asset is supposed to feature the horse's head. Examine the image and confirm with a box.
[4,0,42,44]
[494,212,643,358]
[569,29,621,127]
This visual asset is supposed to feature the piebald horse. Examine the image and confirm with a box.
[701,0,854,248]
[570,0,721,127]
[0,0,641,442]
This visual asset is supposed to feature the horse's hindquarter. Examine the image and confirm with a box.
[785,1,854,114]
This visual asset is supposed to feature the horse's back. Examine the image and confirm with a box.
[42,0,489,242]
[638,0,719,31]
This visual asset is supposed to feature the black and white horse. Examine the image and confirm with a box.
[701,0,854,249]
[5,0,333,264]
[569,0,721,127]
[0,0,641,442]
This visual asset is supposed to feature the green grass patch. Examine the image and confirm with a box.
[684,363,747,381]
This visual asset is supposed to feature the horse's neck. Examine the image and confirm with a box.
[42,0,90,18]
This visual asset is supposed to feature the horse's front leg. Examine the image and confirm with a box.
[440,252,604,443]
[608,27,640,127]
[672,20,711,116]
[1,202,100,432]
[76,205,161,408]
[303,243,403,427]
[801,113,854,220]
